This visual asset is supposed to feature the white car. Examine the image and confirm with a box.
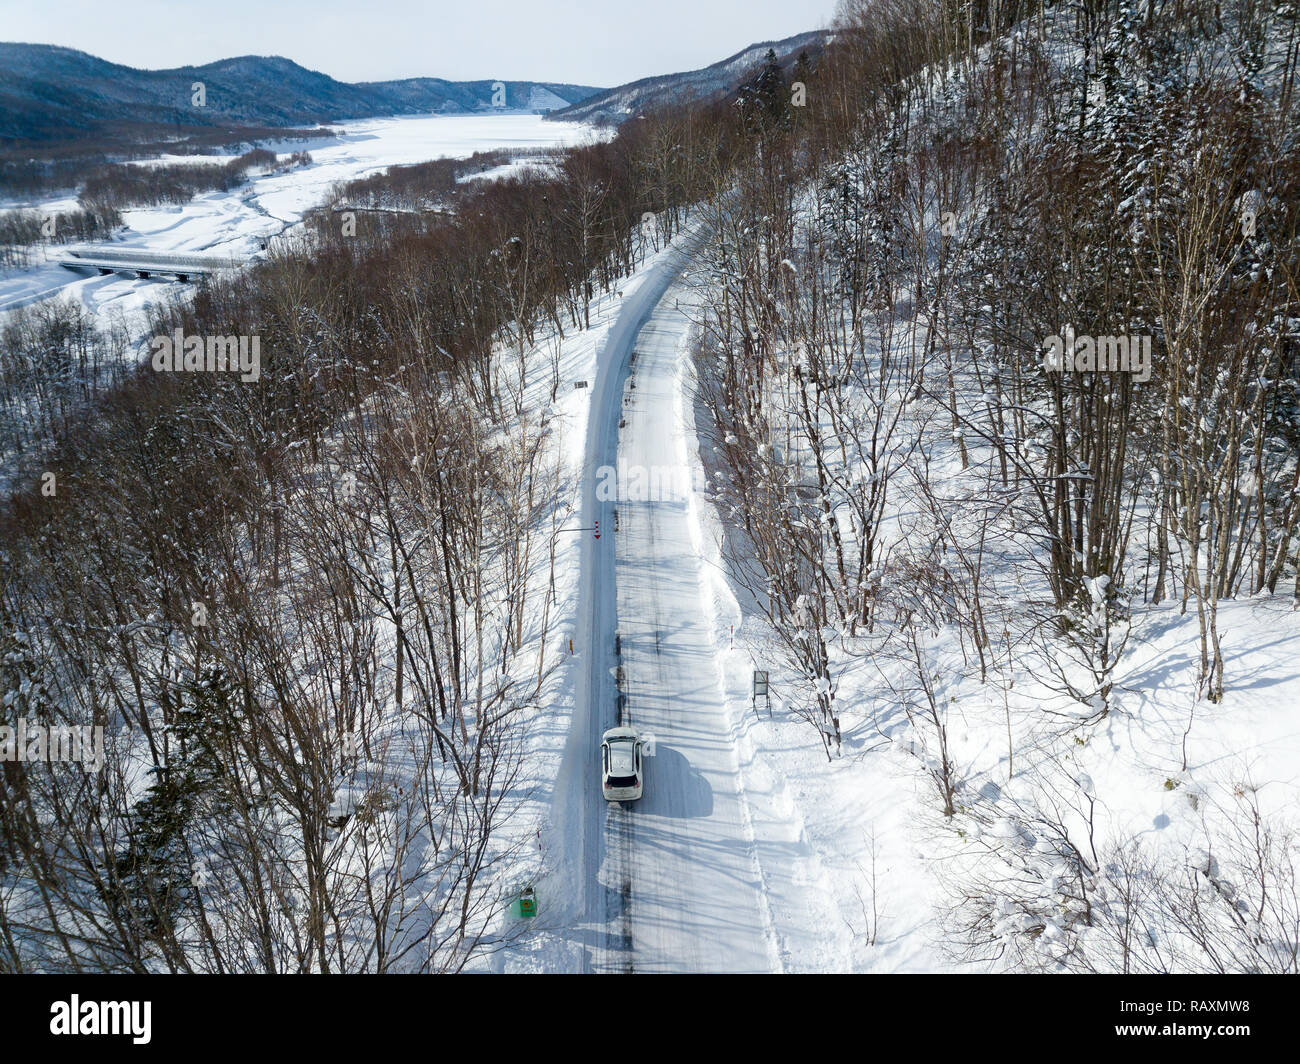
[601,726,644,801]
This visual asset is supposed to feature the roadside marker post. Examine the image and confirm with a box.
[752,670,771,719]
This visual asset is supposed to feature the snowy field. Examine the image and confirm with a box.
[0,114,602,325]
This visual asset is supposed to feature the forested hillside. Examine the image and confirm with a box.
[692,0,1300,971]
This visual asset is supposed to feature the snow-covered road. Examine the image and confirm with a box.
[548,228,780,972]
[612,293,781,973]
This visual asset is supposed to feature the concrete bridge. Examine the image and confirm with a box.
[57,247,245,282]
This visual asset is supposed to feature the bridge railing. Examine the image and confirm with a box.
[60,247,246,272]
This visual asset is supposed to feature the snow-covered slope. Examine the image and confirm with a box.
[546,30,829,124]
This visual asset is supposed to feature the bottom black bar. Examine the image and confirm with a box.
[0,973,1288,1052]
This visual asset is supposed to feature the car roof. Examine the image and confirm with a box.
[609,745,637,774]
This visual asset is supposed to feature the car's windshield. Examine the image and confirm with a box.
[607,775,638,787]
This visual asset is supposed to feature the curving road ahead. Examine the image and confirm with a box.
[548,227,780,973]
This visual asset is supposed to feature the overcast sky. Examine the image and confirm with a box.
[0,0,840,87]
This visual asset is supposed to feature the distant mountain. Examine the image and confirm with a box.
[546,30,832,124]
[0,44,605,145]
[360,77,605,116]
